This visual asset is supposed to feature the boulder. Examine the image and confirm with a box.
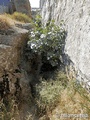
[13,0,31,17]
[0,27,28,72]
[0,26,30,102]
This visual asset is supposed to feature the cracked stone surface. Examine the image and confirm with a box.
[40,0,90,91]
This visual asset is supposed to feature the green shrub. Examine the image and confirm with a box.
[28,15,66,66]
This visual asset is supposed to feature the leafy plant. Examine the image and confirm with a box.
[28,15,66,66]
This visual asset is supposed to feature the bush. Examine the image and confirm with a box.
[28,15,66,66]
[8,12,31,23]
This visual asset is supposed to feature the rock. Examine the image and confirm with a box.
[40,0,90,91]
[0,25,31,103]
[15,23,33,30]
[13,0,31,17]
[40,0,45,9]
[0,0,31,17]
[0,28,28,71]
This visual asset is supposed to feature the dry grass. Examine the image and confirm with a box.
[0,98,33,120]
[35,72,90,120]
[0,16,11,30]
[48,79,90,120]
[0,13,31,32]
[35,72,68,115]
[0,14,24,30]
[0,99,20,120]
[7,12,31,23]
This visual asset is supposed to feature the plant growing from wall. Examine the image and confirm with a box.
[28,15,66,67]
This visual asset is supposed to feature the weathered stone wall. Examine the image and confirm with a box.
[39,0,45,9]
[41,0,90,91]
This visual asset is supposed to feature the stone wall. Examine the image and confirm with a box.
[40,0,90,91]
[39,0,45,9]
